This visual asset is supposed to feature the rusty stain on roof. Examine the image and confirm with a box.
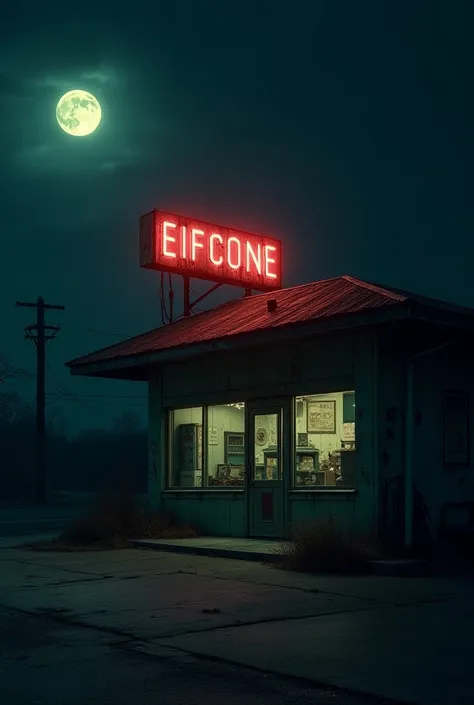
[67,276,413,369]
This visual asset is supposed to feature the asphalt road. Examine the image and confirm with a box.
[0,606,395,705]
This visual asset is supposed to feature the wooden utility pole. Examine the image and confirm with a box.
[16,297,64,505]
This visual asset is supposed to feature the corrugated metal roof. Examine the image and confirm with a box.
[67,276,408,369]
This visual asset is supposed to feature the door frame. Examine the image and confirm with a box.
[245,397,291,538]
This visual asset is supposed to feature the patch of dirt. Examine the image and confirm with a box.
[20,538,131,552]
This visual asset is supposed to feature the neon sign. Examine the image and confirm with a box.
[140,210,282,291]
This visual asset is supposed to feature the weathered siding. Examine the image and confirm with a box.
[148,368,165,510]
[159,492,246,536]
[289,493,356,532]
[352,332,378,535]
[161,333,355,406]
[414,346,474,537]
[376,327,474,543]
[149,329,379,538]
[377,334,406,542]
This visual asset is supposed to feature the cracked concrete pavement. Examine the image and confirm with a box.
[0,608,390,705]
[0,533,473,705]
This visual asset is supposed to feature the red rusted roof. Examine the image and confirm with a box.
[67,276,410,370]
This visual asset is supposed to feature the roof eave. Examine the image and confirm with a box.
[68,303,411,379]
[407,302,474,332]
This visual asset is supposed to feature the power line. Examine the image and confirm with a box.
[44,361,146,401]
[160,271,174,325]
[16,297,64,505]
[46,392,147,401]
[58,323,133,339]
[41,365,146,417]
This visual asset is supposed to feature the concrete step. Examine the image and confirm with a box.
[133,538,431,577]
[132,537,279,563]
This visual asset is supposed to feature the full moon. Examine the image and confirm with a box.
[56,89,102,137]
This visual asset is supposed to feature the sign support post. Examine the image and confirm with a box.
[140,210,283,322]
[183,276,191,318]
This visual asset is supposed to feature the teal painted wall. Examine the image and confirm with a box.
[148,330,379,538]
[160,492,246,536]
[148,368,165,511]
[161,333,355,406]
[351,332,377,536]
[290,493,356,532]
[148,322,474,543]
[376,333,406,543]
[413,346,474,537]
[376,327,474,543]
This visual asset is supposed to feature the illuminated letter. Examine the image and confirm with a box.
[245,241,261,274]
[264,245,277,279]
[191,228,204,261]
[163,221,177,258]
[209,233,223,266]
[227,237,242,270]
[181,225,187,259]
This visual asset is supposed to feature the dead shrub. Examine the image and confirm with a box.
[23,489,199,551]
[276,517,383,574]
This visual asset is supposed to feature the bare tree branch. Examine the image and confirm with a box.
[0,356,29,384]
[0,392,26,425]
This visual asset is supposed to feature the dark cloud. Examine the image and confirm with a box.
[0,0,473,430]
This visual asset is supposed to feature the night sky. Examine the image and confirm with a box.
[1,1,472,432]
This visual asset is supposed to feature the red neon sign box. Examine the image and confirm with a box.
[140,210,282,292]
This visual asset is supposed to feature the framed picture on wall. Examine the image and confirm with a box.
[342,422,355,441]
[307,400,336,434]
[255,427,267,446]
[208,427,219,445]
[443,392,469,465]
[216,464,230,481]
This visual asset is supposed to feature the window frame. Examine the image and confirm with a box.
[342,391,356,424]
[166,405,204,488]
[166,409,174,488]
[291,390,357,490]
[166,402,246,489]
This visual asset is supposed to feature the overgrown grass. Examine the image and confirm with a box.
[275,517,383,574]
[23,490,199,552]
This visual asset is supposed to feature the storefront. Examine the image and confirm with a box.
[68,211,474,546]
[162,387,359,539]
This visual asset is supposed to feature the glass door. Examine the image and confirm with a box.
[247,403,286,538]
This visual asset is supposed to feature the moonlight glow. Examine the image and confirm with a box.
[56,90,102,137]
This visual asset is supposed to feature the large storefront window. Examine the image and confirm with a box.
[294,392,356,488]
[169,407,203,488]
[168,403,245,488]
[207,403,245,486]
